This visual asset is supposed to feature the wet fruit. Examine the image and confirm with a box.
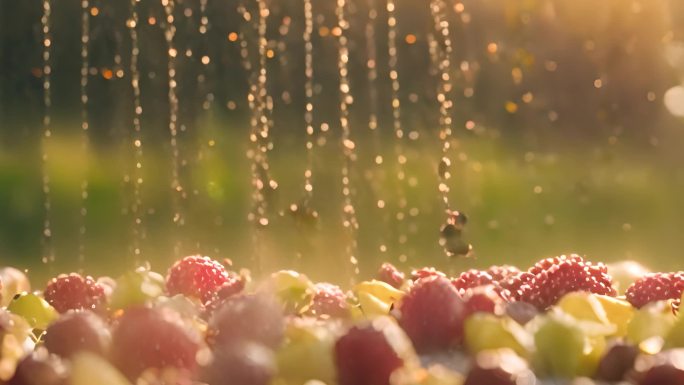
[166,256,231,304]
[43,310,110,358]
[44,273,106,314]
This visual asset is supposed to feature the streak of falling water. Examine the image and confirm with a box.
[430,0,472,258]
[386,0,408,263]
[198,0,212,110]
[335,0,360,279]
[78,0,91,266]
[302,0,315,204]
[365,0,388,256]
[40,0,54,265]
[128,0,145,262]
[161,0,184,256]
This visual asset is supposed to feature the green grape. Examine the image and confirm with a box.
[627,301,676,345]
[664,308,684,349]
[70,352,132,385]
[7,292,58,330]
[109,267,165,311]
[533,313,605,378]
[270,270,315,314]
[464,313,531,358]
[353,280,405,318]
[275,319,337,385]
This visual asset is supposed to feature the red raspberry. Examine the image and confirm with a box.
[398,276,466,352]
[499,272,535,301]
[44,273,106,314]
[462,285,505,316]
[409,267,446,282]
[166,255,231,304]
[452,269,494,293]
[485,265,521,282]
[334,323,404,385]
[111,307,200,380]
[625,272,684,309]
[205,274,246,311]
[528,254,585,276]
[377,263,405,289]
[521,257,616,309]
[307,283,350,319]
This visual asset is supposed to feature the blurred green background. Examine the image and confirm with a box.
[1,0,684,284]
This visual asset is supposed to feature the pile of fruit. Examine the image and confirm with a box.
[1,254,684,385]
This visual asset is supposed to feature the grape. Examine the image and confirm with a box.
[69,352,130,385]
[631,349,684,385]
[7,292,58,330]
[109,267,165,311]
[627,301,676,345]
[269,270,314,315]
[665,308,684,349]
[505,301,539,325]
[464,313,531,358]
[275,318,339,385]
[209,293,284,349]
[533,313,606,378]
[43,310,110,358]
[201,341,275,385]
[595,342,639,382]
[8,347,68,385]
[0,267,31,308]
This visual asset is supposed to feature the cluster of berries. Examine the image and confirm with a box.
[0,254,683,385]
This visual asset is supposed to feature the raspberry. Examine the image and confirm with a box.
[44,273,106,314]
[334,324,404,385]
[452,269,494,293]
[111,307,201,380]
[485,265,521,282]
[166,255,231,304]
[205,274,246,311]
[625,272,684,309]
[521,256,616,309]
[44,310,110,358]
[499,272,534,301]
[462,285,505,316]
[398,275,466,352]
[528,254,585,276]
[306,283,350,319]
[409,267,446,282]
[377,263,405,289]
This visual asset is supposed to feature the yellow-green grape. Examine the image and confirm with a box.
[0,267,31,307]
[556,292,633,337]
[627,301,676,346]
[275,319,338,385]
[533,314,606,378]
[270,270,314,314]
[0,311,34,381]
[70,352,132,385]
[464,313,531,358]
[392,364,463,385]
[353,280,404,318]
[110,267,165,311]
[7,292,58,330]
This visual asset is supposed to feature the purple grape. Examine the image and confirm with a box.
[8,348,68,385]
[43,310,110,358]
[209,293,284,349]
[201,341,275,385]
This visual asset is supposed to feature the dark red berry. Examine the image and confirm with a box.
[204,274,246,312]
[44,273,106,314]
[202,341,276,385]
[166,255,231,304]
[334,323,404,385]
[307,283,350,319]
[377,263,405,289]
[9,348,68,385]
[409,267,446,282]
[209,293,284,349]
[464,349,535,385]
[632,349,684,385]
[111,307,201,380]
[625,272,684,310]
[398,276,466,352]
[520,256,616,309]
[499,272,534,301]
[528,254,585,276]
[596,342,639,382]
[463,285,505,317]
[452,269,494,293]
[44,310,110,358]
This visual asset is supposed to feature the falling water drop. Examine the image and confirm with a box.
[161,0,184,256]
[128,0,145,261]
[386,0,408,262]
[429,0,472,257]
[197,0,212,110]
[335,0,360,278]
[77,0,91,266]
[40,0,54,265]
